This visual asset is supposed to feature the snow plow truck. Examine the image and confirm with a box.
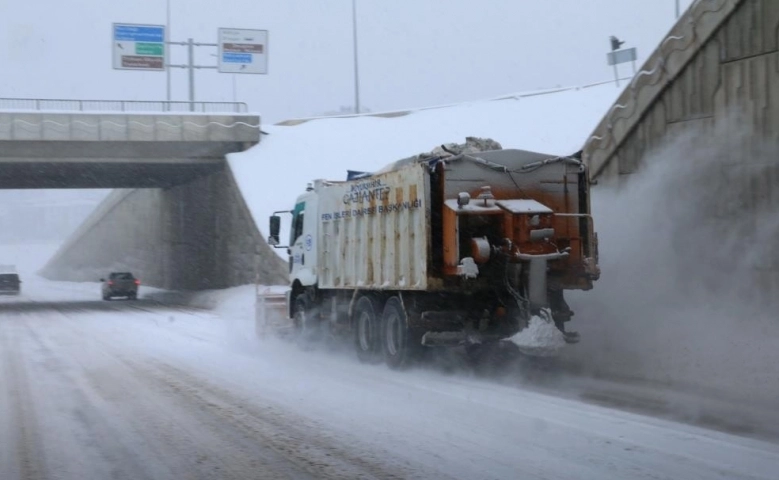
[257,138,600,368]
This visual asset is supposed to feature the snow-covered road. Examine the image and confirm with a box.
[1,277,778,480]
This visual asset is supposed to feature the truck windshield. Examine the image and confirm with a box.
[290,202,305,245]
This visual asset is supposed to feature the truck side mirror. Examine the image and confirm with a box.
[268,215,281,246]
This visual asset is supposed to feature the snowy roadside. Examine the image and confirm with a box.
[3,241,776,443]
[134,282,779,443]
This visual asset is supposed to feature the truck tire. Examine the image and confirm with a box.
[354,295,382,364]
[293,295,316,350]
[382,296,418,370]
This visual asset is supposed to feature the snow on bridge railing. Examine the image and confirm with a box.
[0,98,249,114]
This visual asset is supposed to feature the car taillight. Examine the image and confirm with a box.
[108,281,114,286]
[134,279,140,285]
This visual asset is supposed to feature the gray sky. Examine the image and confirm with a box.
[0,0,693,122]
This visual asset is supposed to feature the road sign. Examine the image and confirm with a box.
[113,23,166,71]
[218,28,268,74]
[607,47,637,66]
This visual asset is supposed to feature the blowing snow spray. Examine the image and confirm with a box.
[509,309,566,357]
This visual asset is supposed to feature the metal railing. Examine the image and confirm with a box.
[0,98,249,113]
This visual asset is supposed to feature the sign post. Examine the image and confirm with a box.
[218,28,268,74]
[112,23,166,71]
[606,42,637,88]
[112,22,267,109]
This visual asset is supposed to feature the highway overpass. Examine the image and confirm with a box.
[0,101,287,290]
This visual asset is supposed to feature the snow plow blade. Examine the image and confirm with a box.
[255,287,290,338]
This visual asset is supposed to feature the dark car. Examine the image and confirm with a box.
[0,272,21,295]
[101,272,139,300]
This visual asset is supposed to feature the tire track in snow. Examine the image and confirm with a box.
[17,307,289,480]
[0,322,49,480]
[47,310,415,479]
[107,354,414,479]
[16,313,162,480]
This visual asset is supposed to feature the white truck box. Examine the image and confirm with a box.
[316,163,430,290]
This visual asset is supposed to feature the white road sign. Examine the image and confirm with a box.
[218,28,268,74]
[607,47,637,66]
[113,23,166,71]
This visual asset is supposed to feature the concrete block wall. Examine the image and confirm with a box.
[581,0,779,300]
[605,0,779,178]
[584,0,779,182]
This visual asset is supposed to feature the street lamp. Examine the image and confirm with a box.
[352,0,361,114]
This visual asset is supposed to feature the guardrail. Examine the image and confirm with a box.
[0,98,248,113]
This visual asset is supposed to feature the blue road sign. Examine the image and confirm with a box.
[114,25,165,43]
[222,53,252,64]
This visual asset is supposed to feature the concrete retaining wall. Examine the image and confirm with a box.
[596,0,779,179]
[580,0,779,297]
[41,164,287,290]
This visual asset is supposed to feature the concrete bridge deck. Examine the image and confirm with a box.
[0,103,287,289]
[0,110,260,188]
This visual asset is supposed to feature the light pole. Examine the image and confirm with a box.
[166,0,172,101]
[351,0,361,114]
[675,0,680,18]
[187,38,195,106]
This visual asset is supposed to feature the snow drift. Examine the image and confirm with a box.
[227,81,621,247]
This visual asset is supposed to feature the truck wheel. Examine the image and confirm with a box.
[382,297,418,370]
[354,296,382,364]
[293,295,315,349]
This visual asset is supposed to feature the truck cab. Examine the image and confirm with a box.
[287,189,319,288]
